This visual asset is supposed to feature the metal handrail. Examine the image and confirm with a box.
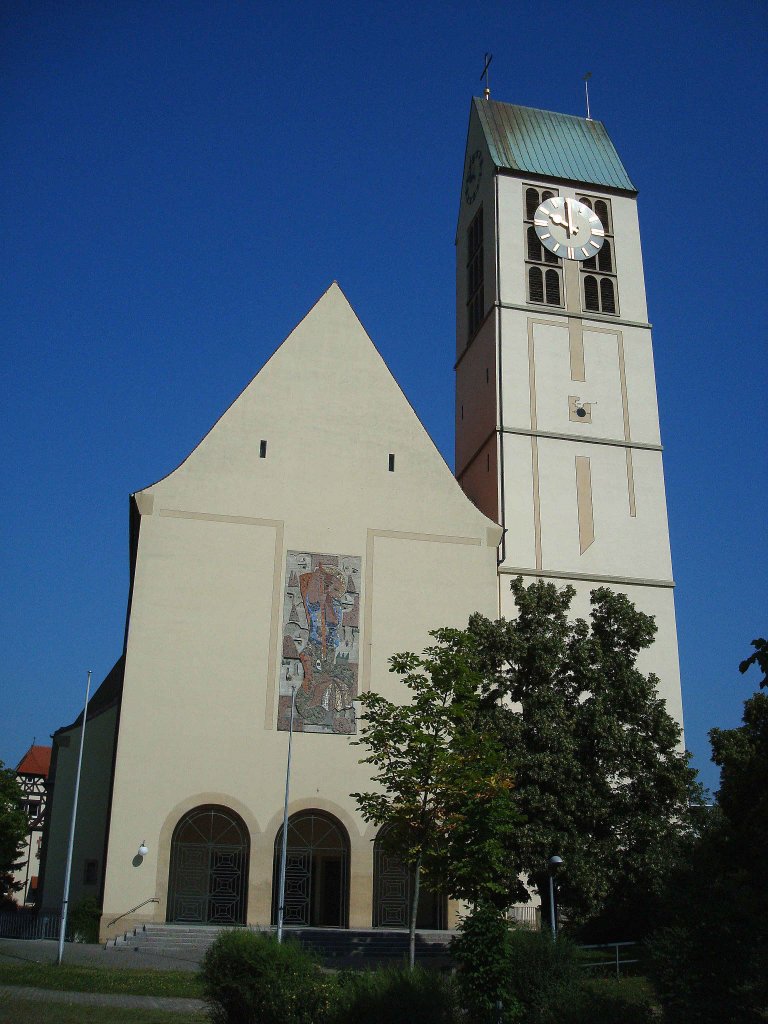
[106,897,159,929]
[579,940,639,980]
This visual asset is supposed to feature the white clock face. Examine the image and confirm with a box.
[534,197,605,261]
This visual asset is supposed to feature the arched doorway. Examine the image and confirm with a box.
[272,811,349,928]
[167,805,249,925]
[372,825,446,929]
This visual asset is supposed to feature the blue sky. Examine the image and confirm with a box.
[2,1,766,794]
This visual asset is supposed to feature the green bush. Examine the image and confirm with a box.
[66,896,101,944]
[451,903,523,1023]
[549,979,654,1024]
[504,928,581,1024]
[332,967,459,1024]
[646,888,768,1023]
[200,929,337,1024]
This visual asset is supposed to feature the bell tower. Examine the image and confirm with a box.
[455,98,683,724]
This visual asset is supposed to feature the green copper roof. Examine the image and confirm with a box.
[474,98,636,192]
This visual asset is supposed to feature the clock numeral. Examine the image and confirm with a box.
[534,218,548,226]
[589,240,601,249]
[567,247,575,260]
[540,232,551,240]
[552,242,561,253]
[581,247,590,258]
[593,228,605,237]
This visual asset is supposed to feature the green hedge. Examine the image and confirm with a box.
[200,930,336,1024]
[199,927,654,1024]
[201,931,459,1024]
[333,967,459,1024]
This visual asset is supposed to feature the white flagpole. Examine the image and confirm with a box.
[57,669,91,965]
[276,685,297,943]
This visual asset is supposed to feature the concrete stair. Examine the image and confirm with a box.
[107,923,238,959]
[294,927,453,968]
[106,923,454,968]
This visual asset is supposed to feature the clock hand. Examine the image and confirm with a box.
[566,198,574,238]
[549,213,579,236]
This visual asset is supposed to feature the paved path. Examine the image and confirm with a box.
[0,938,206,1014]
[0,937,201,971]
[0,983,206,1013]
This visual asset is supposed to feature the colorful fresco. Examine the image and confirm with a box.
[278,551,361,734]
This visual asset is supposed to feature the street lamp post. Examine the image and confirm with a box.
[276,684,297,944]
[548,855,563,941]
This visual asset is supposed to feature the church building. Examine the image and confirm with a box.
[38,97,682,941]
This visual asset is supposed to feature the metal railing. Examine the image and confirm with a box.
[0,910,61,940]
[579,940,639,979]
[105,897,159,930]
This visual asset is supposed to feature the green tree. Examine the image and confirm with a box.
[462,578,698,926]
[738,636,767,688]
[0,760,28,907]
[352,631,521,968]
[647,642,768,1023]
[710,690,768,874]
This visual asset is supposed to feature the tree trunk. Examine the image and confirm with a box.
[409,852,422,970]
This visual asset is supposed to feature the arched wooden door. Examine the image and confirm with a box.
[167,805,249,925]
[272,811,349,928]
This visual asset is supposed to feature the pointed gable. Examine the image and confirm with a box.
[137,282,500,541]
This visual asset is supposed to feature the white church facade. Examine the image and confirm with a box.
[38,98,682,941]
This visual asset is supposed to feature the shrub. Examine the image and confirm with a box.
[548,979,655,1024]
[66,896,101,943]
[200,929,337,1024]
[504,928,581,1024]
[451,902,523,1023]
[646,881,768,1023]
[333,967,459,1024]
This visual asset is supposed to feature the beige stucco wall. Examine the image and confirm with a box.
[455,104,497,359]
[100,284,501,939]
[39,707,117,913]
[455,314,497,479]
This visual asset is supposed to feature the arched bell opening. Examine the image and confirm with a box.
[166,804,249,925]
[271,810,350,928]
[372,824,447,929]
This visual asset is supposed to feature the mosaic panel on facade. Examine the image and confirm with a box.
[278,551,361,735]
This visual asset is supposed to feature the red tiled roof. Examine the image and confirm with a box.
[16,745,52,777]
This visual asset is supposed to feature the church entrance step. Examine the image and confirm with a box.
[105,924,454,967]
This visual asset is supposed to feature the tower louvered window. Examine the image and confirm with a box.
[578,194,619,315]
[524,185,563,306]
[466,207,484,340]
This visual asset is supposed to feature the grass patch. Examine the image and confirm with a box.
[0,996,208,1024]
[0,962,203,998]
[582,976,656,1003]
